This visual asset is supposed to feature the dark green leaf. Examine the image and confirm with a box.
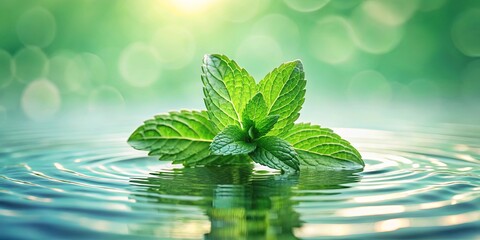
[210,125,256,155]
[249,136,299,172]
[242,93,279,138]
[255,115,280,136]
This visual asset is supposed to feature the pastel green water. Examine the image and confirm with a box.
[0,123,479,239]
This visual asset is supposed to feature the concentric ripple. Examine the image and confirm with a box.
[0,123,479,239]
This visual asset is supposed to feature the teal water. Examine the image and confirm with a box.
[0,123,479,239]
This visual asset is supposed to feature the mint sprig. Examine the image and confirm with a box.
[128,54,364,172]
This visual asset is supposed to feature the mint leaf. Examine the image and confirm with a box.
[258,60,306,136]
[242,92,268,125]
[210,125,256,155]
[255,115,280,136]
[244,115,279,141]
[202,54,256,131]
[249,136,299,172]
[242,93,279,139]
[280,123,364,170]
[128,110,247,167]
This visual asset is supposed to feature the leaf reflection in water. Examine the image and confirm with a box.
[129,163,361,239]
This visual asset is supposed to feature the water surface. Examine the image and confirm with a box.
[0,123,479,239]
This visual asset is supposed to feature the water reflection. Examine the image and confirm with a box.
[129,164,361,239]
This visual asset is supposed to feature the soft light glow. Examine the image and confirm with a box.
[168,0,216,13]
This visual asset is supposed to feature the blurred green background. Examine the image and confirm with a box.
[0,0,479,127]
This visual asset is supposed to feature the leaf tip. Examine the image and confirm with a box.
[252,91,264,98]
[292,59,303,69]
[202,54,212,62]
[203,53,226,63]
[127,127,144,150]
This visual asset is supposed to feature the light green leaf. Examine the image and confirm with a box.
[210,125,256,155]
[128,110,248,166]
[280,123,364,170]
[202,54,256,131]
[242,92,268,125]
[249,136,300,172]
[258,60,306,136]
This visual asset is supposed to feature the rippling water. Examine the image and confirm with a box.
[1,123,479,239]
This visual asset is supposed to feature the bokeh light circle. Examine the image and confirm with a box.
[451,9,480,57]
[252,14,300,52]
[14,47,49,83]
[0,49,14,89]
[150,26,195,69]
[284,0,330,12]
[21,79,61,121]
[348,70,392,107]
[362,0,418,26]
[16,7,56,48]
[61,53,107,94]
[48,51,75,92]
[64,54,92,93]
[88,86,125,114]
[81,53,107,86]
[309,16,356,64]
[235,35,283,80]
[119,42,160,87]
[350,6,404,54]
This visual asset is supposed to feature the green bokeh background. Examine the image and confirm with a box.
[0,0,479,126]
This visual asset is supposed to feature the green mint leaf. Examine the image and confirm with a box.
[242,92,268,125]
[249,136,300,172]
[242,93,279,138]
[258,60,306,136]
[128,110,247,167]
[202,54,256,131]
[255,115,280,136]
[280,123,364,170]
[245,115,279,140]
[210,125,256,155]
